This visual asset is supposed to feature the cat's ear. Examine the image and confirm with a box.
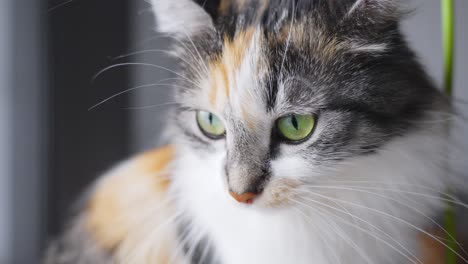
[150,0,222,38]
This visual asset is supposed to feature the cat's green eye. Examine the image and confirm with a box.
[196,111,226,139]
[277,114,316,142]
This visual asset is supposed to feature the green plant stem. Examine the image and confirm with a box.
[442,0,454,96]
[445,202,457,264]
[442,0,456,264]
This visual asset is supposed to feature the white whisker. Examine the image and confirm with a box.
[291,196,422,264]
[293,207,343,264]
[301,184,468,257]
[279,0,296,77]
[291,197,380,264]
[123,102,179,110]
[88,79,183,111]
[298,188,468,263]
[304,184,468,210]
[92,62,202,90]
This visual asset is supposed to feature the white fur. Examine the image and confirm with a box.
[347,0,367,15]
[151,0,213,37]
[348,42,388,53]
[347,0,396,16]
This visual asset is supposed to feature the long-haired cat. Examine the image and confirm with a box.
[46,0,467,263]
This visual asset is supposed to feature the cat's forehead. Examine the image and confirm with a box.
[182,29,327,125]
[172,0,411,124]
[181,20,388,116]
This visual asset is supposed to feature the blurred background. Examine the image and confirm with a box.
[0,0,467,263]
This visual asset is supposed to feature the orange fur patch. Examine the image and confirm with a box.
[223,27,255,70]
[259,179,301,208]
[219,0,269,17]
[218,0,230,15]
[208,28,256,109]
[419,229,446,264]
[85,146,176,261]
[209,74,219,106]
[418,228,468,264]
[209,60,229,108]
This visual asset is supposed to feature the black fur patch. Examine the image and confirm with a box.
[177,218,219,264]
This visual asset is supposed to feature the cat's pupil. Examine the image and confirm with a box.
[209,113,213,125]
[291,115,299,130]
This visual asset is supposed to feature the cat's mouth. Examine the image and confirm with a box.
[228,179,301,208]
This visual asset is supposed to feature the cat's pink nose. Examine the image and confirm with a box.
[229,191,257,204]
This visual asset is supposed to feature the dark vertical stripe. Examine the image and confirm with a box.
[47,0,131,239]
[194,0,222,21]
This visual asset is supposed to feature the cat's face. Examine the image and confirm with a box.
[153,0,439,208]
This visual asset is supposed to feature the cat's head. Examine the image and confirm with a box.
[151,0,442,208]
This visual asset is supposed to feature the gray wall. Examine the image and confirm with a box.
[402,0,468,111]
[0,0,12,262]
[131,0,468,149]
[130,0,175,151]
[10,0,48,258]
[1,0,47,263]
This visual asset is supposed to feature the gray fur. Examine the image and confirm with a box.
[44,216,114,264]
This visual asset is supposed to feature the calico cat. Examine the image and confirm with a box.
[46,0,466,263]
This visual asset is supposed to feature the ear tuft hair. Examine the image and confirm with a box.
[151,0,216,38]
[346,0,402,24]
